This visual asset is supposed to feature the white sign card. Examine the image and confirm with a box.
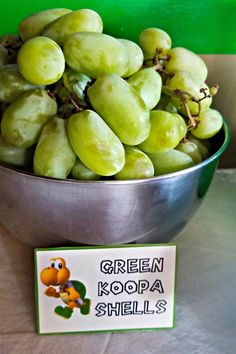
[35,244,177,334]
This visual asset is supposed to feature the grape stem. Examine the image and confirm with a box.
[162,85,219,130]
[181,136,189,143]
[181,97,199,128]
[47,89,58,101]
[175,88,202,127]
[48,86,85,119]
[199,84,219,101]
[144,47,219,131]
[2,35,23,57]
[143,48,173,80]
[153,48,171,63]
[69,93,84,112]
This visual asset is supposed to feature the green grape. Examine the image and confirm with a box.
[173,113,187,139]
[156,95,178,113]
[156,95,170,109]
[87,74,150,145]
[19,8,72,41]
[115,146,154,180]
[34,117,76,179]
[127,68,162,110]
[63,68,91,105]
[0,64,42,103]
[42,9,103,46]
[139,27,172,59]
[188,136,210,159]
[164,102,178,113]
[148,149,194,175]
[165,47,208,83]
[118,39,144,77]
[0,134,33,167]
[67,110,125,176]
[155,94,173,110]
[191,108,223,139]
[71,158,100,180]
[18,36,65,85]
[166,71,212,116]
[1,89,57,148]
[0,44,7,66]
[138,110,184,153]
[176,141,202,164]
[63,32,129,78]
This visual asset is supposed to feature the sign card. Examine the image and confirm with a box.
[35,244,177,334]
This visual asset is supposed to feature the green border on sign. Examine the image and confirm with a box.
[34,243,178,335]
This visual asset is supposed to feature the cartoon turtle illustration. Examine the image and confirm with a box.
[40,257,91,319]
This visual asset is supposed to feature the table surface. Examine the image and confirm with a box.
[1,169,236,354]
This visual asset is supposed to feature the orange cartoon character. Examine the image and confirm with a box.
[40,257,91,319]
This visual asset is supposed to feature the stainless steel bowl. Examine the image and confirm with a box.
[0,122,230,246]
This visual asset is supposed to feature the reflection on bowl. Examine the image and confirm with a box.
[0,121,230,246]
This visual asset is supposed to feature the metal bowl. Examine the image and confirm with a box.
[0,122,230,246]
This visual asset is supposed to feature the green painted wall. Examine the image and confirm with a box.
[1,0,236,54]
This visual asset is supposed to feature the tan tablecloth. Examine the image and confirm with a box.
[1,169,236,354]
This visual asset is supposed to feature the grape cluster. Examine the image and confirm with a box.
[0,8,223,180]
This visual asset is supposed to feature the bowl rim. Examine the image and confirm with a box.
[0,120,230,185]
